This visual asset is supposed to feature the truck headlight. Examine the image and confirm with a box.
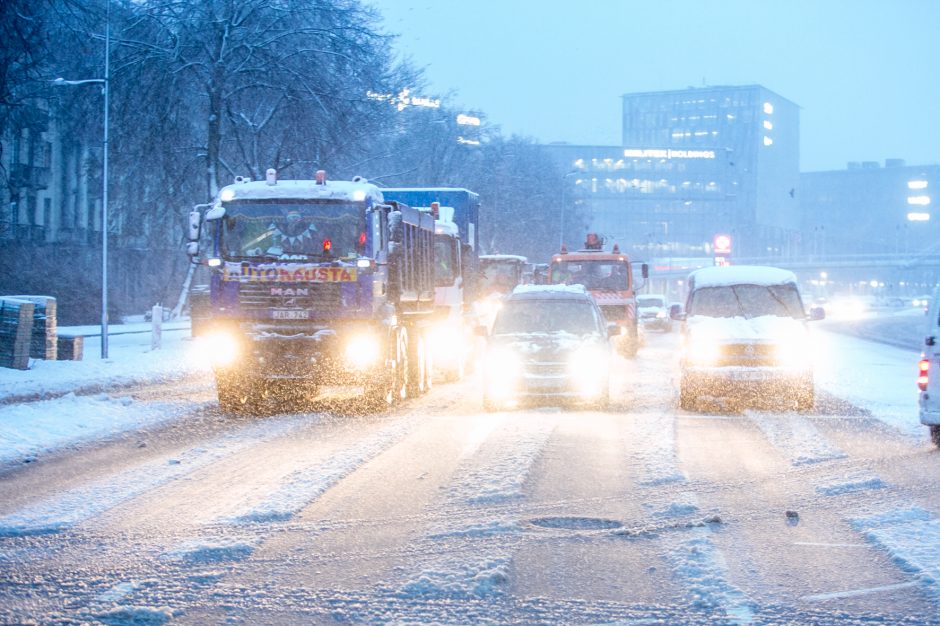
[345,333,382,370]
[198,330,240,367]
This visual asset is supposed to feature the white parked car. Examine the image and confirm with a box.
[674,265,824,411]
[636,294,673,332]
[917,285,940,447]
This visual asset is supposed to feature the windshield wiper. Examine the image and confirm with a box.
[730,286,750,319]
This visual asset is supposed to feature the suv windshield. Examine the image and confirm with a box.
[220,200,365,259]
[492,299,601,335]
[688,283,805,319]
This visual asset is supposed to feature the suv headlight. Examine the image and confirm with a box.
[775,329,813,367]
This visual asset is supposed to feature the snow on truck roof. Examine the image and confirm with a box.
[480,254,529,263]
[215,178,382,203]
[688,265,798,288]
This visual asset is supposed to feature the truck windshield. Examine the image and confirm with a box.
[434,236,458,286]
[480,261,522,294]
[688,283,805,319]
[550,260,629,291]
[219,200,365,259]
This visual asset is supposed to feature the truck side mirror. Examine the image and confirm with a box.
[186,241,199,257]
[808,306,826,321]
[188,210,202,242]
[641,263,649,279]
[669,304,685,321]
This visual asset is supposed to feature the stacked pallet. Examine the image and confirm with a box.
[57,334,83,361]
[8,295,57,360]
[0,298,35,370]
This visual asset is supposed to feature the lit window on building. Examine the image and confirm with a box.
[907,195,931,206]
[763,136,773,146]
[908,180,928,190]
[763,102,774,114]
[763,120,773,130]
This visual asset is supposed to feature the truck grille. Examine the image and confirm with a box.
[600,305,626,321]
[237,282,343,315]
[718,343,778,366]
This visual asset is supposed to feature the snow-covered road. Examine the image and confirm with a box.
[1,315,939,624]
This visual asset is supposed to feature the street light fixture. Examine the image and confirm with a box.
[560,170,578,248]
[52,7,110,358]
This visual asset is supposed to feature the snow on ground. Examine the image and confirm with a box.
[0,311,927,473]
[0,322,210,467]
[814,322,922,438]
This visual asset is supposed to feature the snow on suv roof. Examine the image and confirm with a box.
[511,284,589,298]
[689,265,797,288]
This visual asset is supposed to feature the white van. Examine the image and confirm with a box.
[674,265,824,411]
[917,288,940,447]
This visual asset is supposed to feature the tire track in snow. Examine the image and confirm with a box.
[395,415,557,600]
[633,410,756,623]
[0,416,310,536]
[850,507,940,601]
[746,410,847,467]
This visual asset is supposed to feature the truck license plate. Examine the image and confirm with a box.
[273,310,309,320]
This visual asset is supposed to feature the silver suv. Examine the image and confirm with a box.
[481,285,615,411]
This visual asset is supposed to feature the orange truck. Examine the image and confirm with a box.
[547,233,648,357]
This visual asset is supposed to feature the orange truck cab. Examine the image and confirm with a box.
[548,234,648,357]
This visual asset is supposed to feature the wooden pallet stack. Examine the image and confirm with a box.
[8,295,57,360]
[0,298,36,370]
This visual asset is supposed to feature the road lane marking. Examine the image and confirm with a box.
[802,581,918,602]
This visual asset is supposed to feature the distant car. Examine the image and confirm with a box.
[636,294,673,332]
[674,265,824,411]
[481,284,615,411]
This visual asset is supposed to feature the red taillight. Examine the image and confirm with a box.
[322,238,332,253]
[918,358,929,391]
[358,231,367,247]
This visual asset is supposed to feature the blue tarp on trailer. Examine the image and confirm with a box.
[381,188,480,251]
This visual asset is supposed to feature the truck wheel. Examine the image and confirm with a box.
[483,394,499,412]
[931,425,940,448]
[407,332,429,396]
[619,327,639,358]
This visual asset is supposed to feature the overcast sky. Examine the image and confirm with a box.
[370,0,940,172]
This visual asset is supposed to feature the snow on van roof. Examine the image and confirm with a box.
[689,265,798,288]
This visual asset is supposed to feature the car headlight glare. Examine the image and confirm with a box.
[345,333,382,370]
[485,347,522,384]
[686,335,722,365]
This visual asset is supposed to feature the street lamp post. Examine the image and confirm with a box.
[560,170,578,248]
[52,7,110,358]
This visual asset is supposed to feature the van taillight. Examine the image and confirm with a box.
[918,358,929,391]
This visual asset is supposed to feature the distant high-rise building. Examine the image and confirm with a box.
[545,85,800,262]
